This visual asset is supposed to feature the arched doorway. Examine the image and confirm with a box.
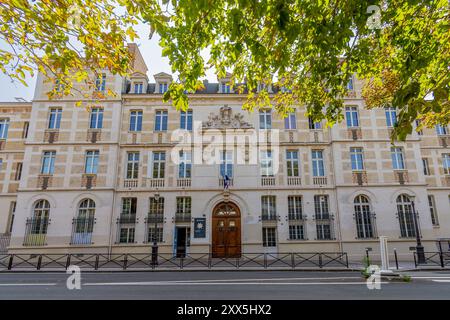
[212,202,241,258]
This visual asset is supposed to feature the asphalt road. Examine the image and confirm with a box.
[0,270,450,300]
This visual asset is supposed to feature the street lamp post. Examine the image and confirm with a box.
[151,193,160,266]
[410,195,426,264]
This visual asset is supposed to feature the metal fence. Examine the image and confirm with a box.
[0,234,10,254]
[0,252,349,271]
[413,251,450,268]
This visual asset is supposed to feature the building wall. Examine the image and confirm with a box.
[1,59,449,261]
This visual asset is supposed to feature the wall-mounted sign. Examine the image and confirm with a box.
[194,218,206,238]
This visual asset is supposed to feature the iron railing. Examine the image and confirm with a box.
[313,213,335,240]
[174,213,191,223]
[23,217,50,246]
[70,217,95,245]
[0,252,349,271]
[0,233,10,254]
[146,213,164,224]
[413,251,450,268]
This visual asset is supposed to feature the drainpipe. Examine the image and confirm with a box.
[106,79,125,257]
[328,128,344,253]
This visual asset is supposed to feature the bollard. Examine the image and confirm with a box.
[36,255,42,270]
[394,248,399,270]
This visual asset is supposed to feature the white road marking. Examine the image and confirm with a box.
[84,281,391,286]
[0,283,56,286]
[412,276,450,279]
[432,280,450,283]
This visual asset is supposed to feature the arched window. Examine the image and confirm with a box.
[354,195,375,239]
[24,200,50,246]
[396,194,416,238]
[72,199,95,245]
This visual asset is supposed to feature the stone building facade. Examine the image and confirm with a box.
[1,45,449,261]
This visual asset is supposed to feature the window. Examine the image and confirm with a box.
[312,150,325,177]
[31,200,50,234]
[428,195,439,226]
[260,150,273,176]
[176,197,191,214]
[178,150,192,178]
[345,106,359,127]
[154,110,168,131]
[0,119,9,139]
[121,198,137,216]
[314,195,329,219]
[286,150,299,177]
[126,152,139,179]
[90,108,103,129]
[415,120,423,136]
[55,79,65,92]
[261,196,276,220]
[262,227,277,247]
[95,73,106,91]
[259,110,272,129]
[152,152,166,178]
[284,112,296,130]
[14,162,22,181]
[308,117,322,130]
[391,147,405,170]
[85,150,99,174]
[149,197,165,215]
[134,82,143,94]
[129,110,143,132]
[48,108,62,129]
[159,82,168,93]
[41,151,56,174]
[396,194,416,238]
[289,225,304,240]
[120,227,135,243]
[219,150,233,178]
[75,199,95,234]
[180,110,193,131]
[444,154,450,175]
[347,77,354,90]
[22,121,29,139]
[385,107,397,127]
[221,83,231,93]
[354,195,374,239]
[422,158,430,176]
[148,227,163,243]
[436,124,448,136]
[350,147,364,171]
[288,196,302,220]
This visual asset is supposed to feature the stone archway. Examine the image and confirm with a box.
[211,201,241,258]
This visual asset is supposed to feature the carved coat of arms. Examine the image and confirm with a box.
[203,105,253,129]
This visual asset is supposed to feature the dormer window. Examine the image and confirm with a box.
[95,73,106,92]
[134,82,143,94]
[55,79,65,93]
[159,82,168,94]
[221,83,231,94]
[347,77,354,91]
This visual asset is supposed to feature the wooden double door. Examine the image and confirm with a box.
[211,202,241,258]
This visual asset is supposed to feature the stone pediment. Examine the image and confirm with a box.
[203,105,253,129]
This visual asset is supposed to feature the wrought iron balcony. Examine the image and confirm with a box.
[175,213,191,223]
[23,217,50,246]
[70,217,96,245]
[146,213,164,224]
[288,213,306,221]
[117,214,137,224]
[261,214,278,222]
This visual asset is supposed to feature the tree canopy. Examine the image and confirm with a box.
[1,0,449,139]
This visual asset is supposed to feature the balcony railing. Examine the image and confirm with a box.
[177,178,191,187]
[117,214,137,224]
[23,217,50,246]
[37,174,52,190]
[175,213,191,223]
[394,170,409,185]
[147,178,165,188]
[146,213,164,224]
[87,129,101,143]
[261,214,278,222]
[0,233,11,254]
[219,177,234,187]
[124,179,138,188]
[288,213,306,221]
[70,217,95,245]
[287,176,301,186]
[352,171,368,186]
[312,176,327,185]
[261,177,275,186]
[44,129,59,143]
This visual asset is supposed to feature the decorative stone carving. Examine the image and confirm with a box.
[203,105,253,129]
